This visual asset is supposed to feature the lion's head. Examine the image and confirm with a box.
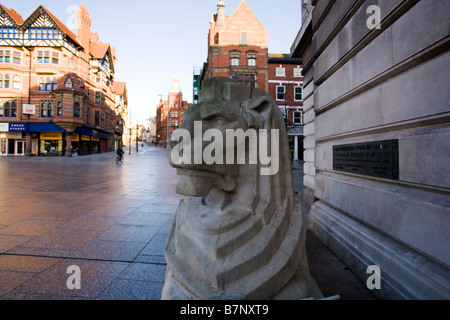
[167,77,295,223]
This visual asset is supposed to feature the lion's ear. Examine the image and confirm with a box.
[247,96,272,119]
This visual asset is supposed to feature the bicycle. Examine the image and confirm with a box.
[115,155,123,164]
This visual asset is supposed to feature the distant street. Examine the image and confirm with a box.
[0,145,181,299]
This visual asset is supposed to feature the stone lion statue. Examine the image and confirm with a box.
[162,77,320,300]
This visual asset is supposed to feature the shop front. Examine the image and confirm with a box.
[0,123,27,156]
[39,132,63,156]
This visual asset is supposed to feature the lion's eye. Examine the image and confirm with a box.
[207,117,226,127]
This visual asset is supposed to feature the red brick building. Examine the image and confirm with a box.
[268,53,304,160]
[200,0,269,91]
[156,74,190,146]
[0,4,128,156]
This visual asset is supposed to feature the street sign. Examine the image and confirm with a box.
[23,104,36,115]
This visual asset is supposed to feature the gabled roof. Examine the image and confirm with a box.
[21,5,82,48]
[55,72,86,93]
[225,0,265,31]
[90,41,110,59]
[112,81,126,95]
[0,4,24,25]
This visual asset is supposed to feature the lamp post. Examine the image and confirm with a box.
[136,123,139,152]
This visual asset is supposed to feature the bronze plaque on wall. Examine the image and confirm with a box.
[333,140,399,180]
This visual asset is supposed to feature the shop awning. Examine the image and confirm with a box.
[29,123,65,132]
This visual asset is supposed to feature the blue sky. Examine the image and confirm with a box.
[2,0,302,123]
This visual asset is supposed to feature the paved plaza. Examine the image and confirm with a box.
[0,146,375,300]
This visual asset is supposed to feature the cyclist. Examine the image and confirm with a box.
[116,147,124,162]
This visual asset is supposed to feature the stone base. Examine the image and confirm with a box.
[162,195,323,300]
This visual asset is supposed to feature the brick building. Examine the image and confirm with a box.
[268,53,304,160]
[156,74,190,146]
[200,0,269,91]
[0,4,128,156]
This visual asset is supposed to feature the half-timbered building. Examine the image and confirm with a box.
[0,4,128,156]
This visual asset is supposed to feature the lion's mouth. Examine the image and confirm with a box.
[176,168,235,197]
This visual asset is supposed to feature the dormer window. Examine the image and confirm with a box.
[65,77,73,89]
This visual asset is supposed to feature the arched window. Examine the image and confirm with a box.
[230,52,240,66]
[247,52,257,67]
[4,101,10,117]
[39,77,45,91]
[11,100,17,117]
[47,102,53,118]
[12,74,20,90]
[45,77,52,91]
[41,101,47,117]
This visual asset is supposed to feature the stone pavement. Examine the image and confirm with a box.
[0,145,375,300]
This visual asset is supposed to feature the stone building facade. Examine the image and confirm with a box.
[0,4,128,156]
[292,0,450,299]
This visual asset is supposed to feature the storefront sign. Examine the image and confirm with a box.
[0,123,8,132]
[40,132,63,140]
[91,136,100,141]
[7,133,22,139]
[23,104,36,115]
[9,123,28,132]
[71,134,79,142]
[81,135,91,141]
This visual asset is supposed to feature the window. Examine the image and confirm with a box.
[230,52,240,66]
[12,75,20,90]
[41,101,53,118]
[230,74,257,88]
[247,53,256,66]
[39,77,45,91]
[52,52,59,65]
[13,52,21,64]
[74,102,80,118]
[276,86,286,100]
[95,92,101,104]
[30,28,58,40]
[0,50,10,63]
[276,67,286,77]
[0,27,18,39]
[294,86,303,101]
[293,111,302,125]
[240,32,247,44]
[57,101,62,117]
[45,77,52,91]
[52,78,57,91]
[3,74,9,89]
[65,77,73,89]
[94,110,100,125]
[3,51,10,63]
[1,101,17,118]
[37,51,50,63]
